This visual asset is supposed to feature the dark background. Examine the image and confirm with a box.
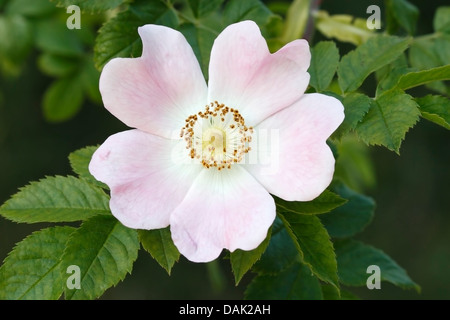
[0,0,448,299]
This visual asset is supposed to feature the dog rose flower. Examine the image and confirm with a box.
[89,21,344,262]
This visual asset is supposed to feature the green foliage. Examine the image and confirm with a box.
[35,20,84,57]
[356,89,420,153]
[138,228,180,275]
[180,22,218,79]
[397,65,450,90]
[0,15,32,75]
[332,93,372,140]
[0,227,75,300]
[275,190,347,215]
[245,262,322,300]
[338,36,411,93]
[188,0,224,18]
[62,216,139,299]
[386,0,419,35]
[320,182,375,238]
[6,0,56,17]
[309,41,340,92]
[94,0,178,70]
[315,11,375,46]
[280,0,310,43]
[0,176,110,223]
[43,76,84,122]
[335,239,420,291]
[69,146,107,189]
[38,54,80,77]
[223,0,275,28]
[253,218,298,275]
[415,95,450,130]
[50,0,127,13]
[230,228,271,285]
[434,6,450,33]
[280,213,339,289]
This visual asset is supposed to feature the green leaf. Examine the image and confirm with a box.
[408,37,450,95]
[188,0,223,18]
[386,0,419,35]
[0,15,32,75]
[396,65,450,90]
[280,213,339,289]
[0,227,75,300]
[320,182,375,238]
[415,95,450,130]
[6,0,56,16]
[230,228,271,285]
[245,262,323,300]
[94,0,178,70]
[355,89,420,153]
[338,36,411,93]
[34,20,84,57]
[309,41,340,92]
[80,58,102,104]
[321,284,358,300]
[50,0,126,13]
[62,215,139,300]
[334,135,377,191]
[332,93,372,140]
[138,228,180,275]
[315,11,375,46]
[254,218,298,275]
[223,0,275,29]
[180,22,218,80]
[434,6,450,33]
[69,146,108,189]
[275,190,347,215]
[335,239,420,291]
[37,53,80,77]
[280,0,310,43]
[0,176,110,223]
[43,76,84,122]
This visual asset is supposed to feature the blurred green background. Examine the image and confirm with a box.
[0,0,448,299]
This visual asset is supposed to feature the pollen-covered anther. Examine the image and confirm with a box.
[180,101,253,170]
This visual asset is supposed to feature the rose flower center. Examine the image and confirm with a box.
[180,101,253,170]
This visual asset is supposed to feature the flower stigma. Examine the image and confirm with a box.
[180,101,253,170]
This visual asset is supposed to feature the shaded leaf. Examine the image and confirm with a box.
[245,262,322,300]
[434,6,450,33]
[335,239,420,291]
[415,95,450,130]
[320,182,375,238]
[230,228,271,285]
[43,76,84,122]
[254,218,298,275]
[386,0,419,35]
[188,0,223,18]
[280,213,339,289]
[275,190,347,216]
[138,228,180,275]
